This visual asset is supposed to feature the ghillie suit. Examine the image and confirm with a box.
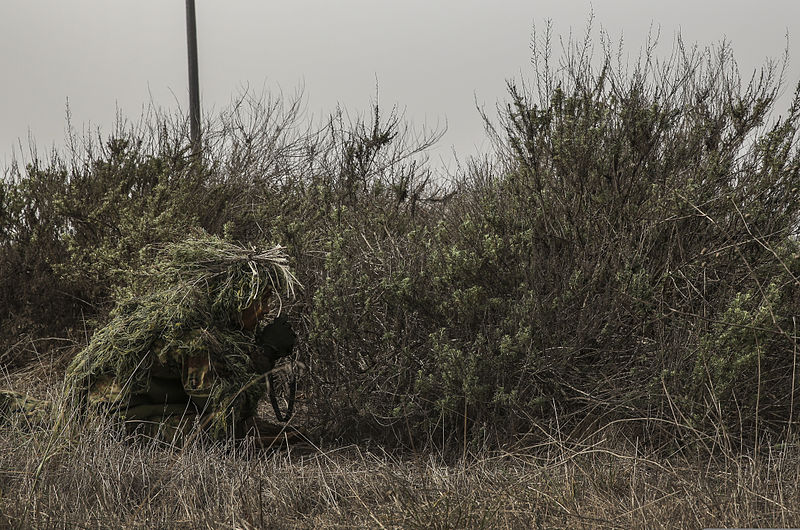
[2,234,300,443]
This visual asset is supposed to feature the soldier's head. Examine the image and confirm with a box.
[239,289,272,331]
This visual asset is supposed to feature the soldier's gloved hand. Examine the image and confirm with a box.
[252,315,296,375]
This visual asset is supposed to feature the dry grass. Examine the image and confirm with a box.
[1,379,799,529]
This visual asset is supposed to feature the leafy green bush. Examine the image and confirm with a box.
[1,137,190,359]
[299,30,800,449]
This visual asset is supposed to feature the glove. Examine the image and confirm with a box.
[252,315,296,374]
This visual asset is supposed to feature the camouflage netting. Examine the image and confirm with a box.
[64,233,299,435]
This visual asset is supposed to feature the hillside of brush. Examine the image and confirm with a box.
[3,30,800,526]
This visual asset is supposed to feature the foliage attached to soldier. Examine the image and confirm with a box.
[1,232,301,446]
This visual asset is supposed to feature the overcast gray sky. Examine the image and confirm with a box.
[2,1,799,169]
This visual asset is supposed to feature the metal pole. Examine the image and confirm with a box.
[185,0,201,154]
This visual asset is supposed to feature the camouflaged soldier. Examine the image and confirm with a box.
[75,303,296,442]
[2,234,300,444]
